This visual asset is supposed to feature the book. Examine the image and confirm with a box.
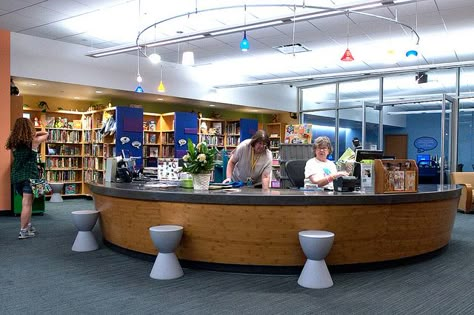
[65,183,76,194]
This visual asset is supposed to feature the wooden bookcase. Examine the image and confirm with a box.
[198,117,225,149]
[43,110,84,196]
[143,112,161,167]
[82,107,116,192]
[374,159,418,194]
[160,112,176,158]
[265,122,284,162]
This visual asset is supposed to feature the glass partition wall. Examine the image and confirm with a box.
[299,66,474,184]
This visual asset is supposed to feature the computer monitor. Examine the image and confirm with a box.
[355,150,384,162]
[416,154,431,163]
[353,150,384,187]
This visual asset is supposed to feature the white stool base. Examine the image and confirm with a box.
[50,193,63,203]
[298,259,333,289]
[150,252,183,280]
[72,231,99,252]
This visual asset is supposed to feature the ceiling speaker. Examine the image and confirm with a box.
[416,72,428,84]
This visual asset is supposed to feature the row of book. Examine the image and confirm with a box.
[46,157,81,168]
[200,135,225,146]
[47,144,81,156]
[83,130,104,143]
[83,157,104,170]
[225,135,240,146]
[45,170,79,182]
[84,170,103,183]
[225,122,240,135]
[83,144,103,157]
[48,130,81,143]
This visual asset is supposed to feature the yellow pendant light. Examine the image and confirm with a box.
[157,65,165,93]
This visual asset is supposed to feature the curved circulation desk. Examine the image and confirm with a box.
[88,183,460,270]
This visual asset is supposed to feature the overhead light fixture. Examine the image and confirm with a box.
[135,47,143,92]
[182,51,195,66]
[87,2,420,61]
[406,2,420,59]
[148,53,161,64]
[240,31,250,52]
[240,5,249,52]
[148,25,162,64]
[341,48,355,62]
[406,48,418,58]
[341,12,354,62]
[158,65,166,93]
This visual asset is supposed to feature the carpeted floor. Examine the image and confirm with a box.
[1,199,474,314]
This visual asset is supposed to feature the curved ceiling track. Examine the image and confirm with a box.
[134,2,420,58]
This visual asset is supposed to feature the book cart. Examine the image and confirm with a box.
[374,159,418,194]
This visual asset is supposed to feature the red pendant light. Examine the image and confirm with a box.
[341,48,354,61]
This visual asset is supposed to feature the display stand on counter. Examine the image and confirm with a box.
[374,159,418,194]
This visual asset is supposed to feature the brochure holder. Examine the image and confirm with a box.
[374,159,418,194]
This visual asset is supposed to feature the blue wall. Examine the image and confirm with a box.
[385,113,474,170]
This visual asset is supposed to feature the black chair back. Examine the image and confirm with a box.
[285,159,307,188]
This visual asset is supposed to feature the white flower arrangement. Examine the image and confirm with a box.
[182,139,219,174]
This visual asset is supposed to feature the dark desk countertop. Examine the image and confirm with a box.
[88,182,461,206]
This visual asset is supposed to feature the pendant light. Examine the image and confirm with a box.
[341,12,354,61]
[240,31,250,52]
[148,25,161,64]
[135,48,144,93]
[240,5,250,52]
[405,1,419,59]
[157,65,165,93]
[134,1,144,92]
[182,51,195,66]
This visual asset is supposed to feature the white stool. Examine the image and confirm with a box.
[149,225,184,280]
[71,210,100,252]
[49,182,64,202]
[298,230,335,289]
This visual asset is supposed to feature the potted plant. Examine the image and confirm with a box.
[181,138,219,190]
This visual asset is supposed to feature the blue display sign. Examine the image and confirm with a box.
[414,136,438,152]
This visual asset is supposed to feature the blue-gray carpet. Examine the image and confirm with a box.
[1,199,474,314]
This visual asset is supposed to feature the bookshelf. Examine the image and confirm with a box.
[160,112,175,158]
[265,122,284,164]
[198,118,225,148]
[82,107,116,192]
[44,110,84,196]
[143,112,161,167]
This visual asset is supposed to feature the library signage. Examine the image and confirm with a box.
[414,136,437,153]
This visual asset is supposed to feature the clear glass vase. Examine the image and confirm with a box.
[192,173,211,190]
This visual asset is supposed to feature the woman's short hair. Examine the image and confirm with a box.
[313,136,333,154]
[250,130,270,148]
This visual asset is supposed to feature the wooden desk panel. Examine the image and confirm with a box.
[93,187,459,266]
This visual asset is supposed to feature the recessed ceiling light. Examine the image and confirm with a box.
[157,98,164,101]
[95,90,103,94]
[208,104,215,107]
[28,83,37,86]
[74,97,80,99]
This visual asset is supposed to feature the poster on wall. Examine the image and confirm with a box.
[284,124,312,144]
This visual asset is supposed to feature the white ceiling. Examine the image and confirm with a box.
[2,0,474,109]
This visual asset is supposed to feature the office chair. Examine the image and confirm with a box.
[285,159,307,188]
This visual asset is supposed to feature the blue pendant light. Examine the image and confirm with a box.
[405,48,418,58]
[135,85,144,93]
[240,31,249,52]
